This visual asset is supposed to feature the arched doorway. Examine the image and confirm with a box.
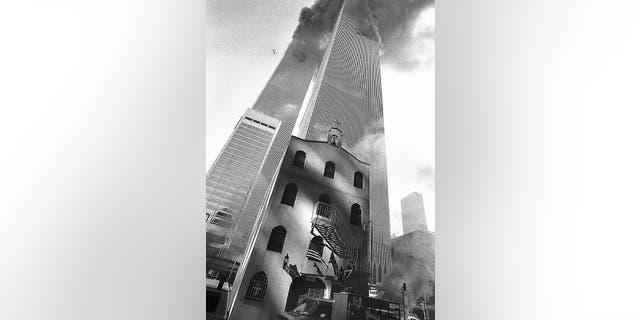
[284,276,327,311]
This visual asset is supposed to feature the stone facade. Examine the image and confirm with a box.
[230,135,376,320]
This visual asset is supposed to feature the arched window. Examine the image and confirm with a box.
[318,194,331,205]
[353,171,363,189]
[307,236,324,261]
[292,150,306,168]
[245,271,268,302]
[323,161,335,179]
[281,183,298,207]
[266,226,286,253]
[350,204,362,226]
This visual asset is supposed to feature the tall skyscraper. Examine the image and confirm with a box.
[207,1,393,317]
[401,192,428,234]
[206,109,280,281]
[205,24,326,320]
[297,1,392,273]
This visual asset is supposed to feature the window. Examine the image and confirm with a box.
[318,194,331,205]
[206,291,222,313]
[293,150,306,168]
[308,236,324,259]
[245,271,268,302]
[330,134,338,146]
[209,210,233,228]
[266,226,286,253]
[281,183,298,207]
[350,204,362,226]
[354,171,363,189]
[324,161,335,178]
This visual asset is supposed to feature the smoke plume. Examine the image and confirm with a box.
[290,0,434,69]
[369,0,435,69]
[343,0,381,42]
[381,232,435,315]
[290,0,344,63]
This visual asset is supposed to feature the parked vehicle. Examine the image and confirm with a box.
[280,293,401,320]
[279,298,334,320]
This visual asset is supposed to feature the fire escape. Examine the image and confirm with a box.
[311,202,358,263]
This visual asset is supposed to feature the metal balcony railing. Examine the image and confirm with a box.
[311,202,359,261]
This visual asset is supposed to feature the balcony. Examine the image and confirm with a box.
[311,202,358,260]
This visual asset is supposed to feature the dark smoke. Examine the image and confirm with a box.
[381,232,435,314]
[290,0,344,63]
[344,0,380,42]
[290,0,433,69]
[369,0,435,69]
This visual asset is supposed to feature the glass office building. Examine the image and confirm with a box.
[206,109,280,284]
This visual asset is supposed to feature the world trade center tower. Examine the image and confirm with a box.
[297,2,392,256]
[206,1,392,313]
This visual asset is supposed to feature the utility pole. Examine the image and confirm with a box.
[422,293,430,320]
[401,282,407,320]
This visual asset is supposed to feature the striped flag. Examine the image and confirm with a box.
[306,248,328,267]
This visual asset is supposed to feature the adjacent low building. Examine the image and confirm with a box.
[385,229,435,320]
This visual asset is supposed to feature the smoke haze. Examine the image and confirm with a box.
[382,232,435,315]
[370,0,435,69]
[290,0,343,62]
[290,0,434,69]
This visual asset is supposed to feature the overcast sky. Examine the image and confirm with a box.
[207,0,434,235]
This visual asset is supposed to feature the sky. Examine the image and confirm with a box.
[207,0,434,235]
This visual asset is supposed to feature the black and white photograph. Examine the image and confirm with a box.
[206,0,434,319]
[6,1,640,320]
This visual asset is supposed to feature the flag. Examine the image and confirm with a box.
[307,248,328,268]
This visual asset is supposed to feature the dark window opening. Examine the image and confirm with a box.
[350,204,362,226]
[266,226,286,253]
[330,135,338,146]
[324,161,335,178]
[206,291,222,313]
[293,150,306,168]
[281,183,298,207]
[354,171,364,189]
[318,194,331,205]
[245,271,268,302]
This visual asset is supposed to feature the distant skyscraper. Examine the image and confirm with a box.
[401,192,428,234]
